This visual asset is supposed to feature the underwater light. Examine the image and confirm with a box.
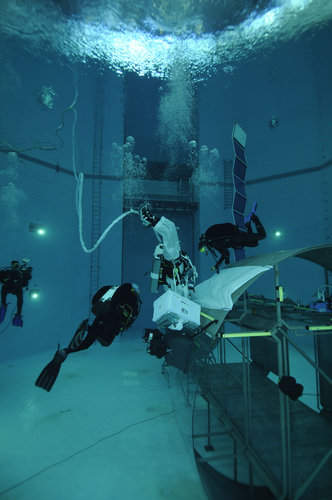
[274,230,282,238]
[29,222,46,236]
[29,287,40,300]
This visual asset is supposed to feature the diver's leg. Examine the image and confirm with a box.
[214,247,230,272]
[0,287,7,322]
[88,317,116,347]
[67,319,94,352]
[1,285,7,305]
[16,288,23,315]
[225,249,230,265]
[12,288,24,326]
[214,254,225,273]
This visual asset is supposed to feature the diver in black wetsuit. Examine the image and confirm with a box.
[0,259,33,327]
[198,213,266,272]
[35,283,141,392]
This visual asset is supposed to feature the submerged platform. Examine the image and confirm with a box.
[227,293,332,331]
[193,362,332,499]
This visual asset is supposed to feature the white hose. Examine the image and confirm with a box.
[66,74,79,181]
[76,172,138,253]
[69,78,138,254]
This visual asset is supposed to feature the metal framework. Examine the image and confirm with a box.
[187,254,332,499]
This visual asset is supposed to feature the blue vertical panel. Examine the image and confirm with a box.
[232,123,248,261]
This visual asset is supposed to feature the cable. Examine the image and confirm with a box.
[72,106,78,180]
[226,338,252,364]
[68,77,138,254]
[75,172,139,253]
[55,86,78,154]
[0,79,79,155]
[0,408,176,497]
[1,73,138,254]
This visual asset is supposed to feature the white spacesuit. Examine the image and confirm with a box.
[140,204,197,297]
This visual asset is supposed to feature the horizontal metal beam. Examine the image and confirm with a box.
[223,331,271,338]
[306,325,332,331]
[193,430,230,439]
[2,148,331,185]
[196,451,245,463]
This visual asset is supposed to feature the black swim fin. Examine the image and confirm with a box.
[35,345,67,392]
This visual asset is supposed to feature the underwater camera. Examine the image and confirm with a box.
[142,328,169,359]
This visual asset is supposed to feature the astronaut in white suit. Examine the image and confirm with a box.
[139,203,197,296]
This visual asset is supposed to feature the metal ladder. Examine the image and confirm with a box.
[88,90,104,315]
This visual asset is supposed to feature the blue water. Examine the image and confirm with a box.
[0,1,331,499]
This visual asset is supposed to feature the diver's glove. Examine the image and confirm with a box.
[139,203,159,227]
[35,345,68,392]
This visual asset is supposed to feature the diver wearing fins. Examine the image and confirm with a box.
[35,283,141,392]
[199,211,266,272]
[0,259,32,327]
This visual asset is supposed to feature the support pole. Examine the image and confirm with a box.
[274,264,291,498]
